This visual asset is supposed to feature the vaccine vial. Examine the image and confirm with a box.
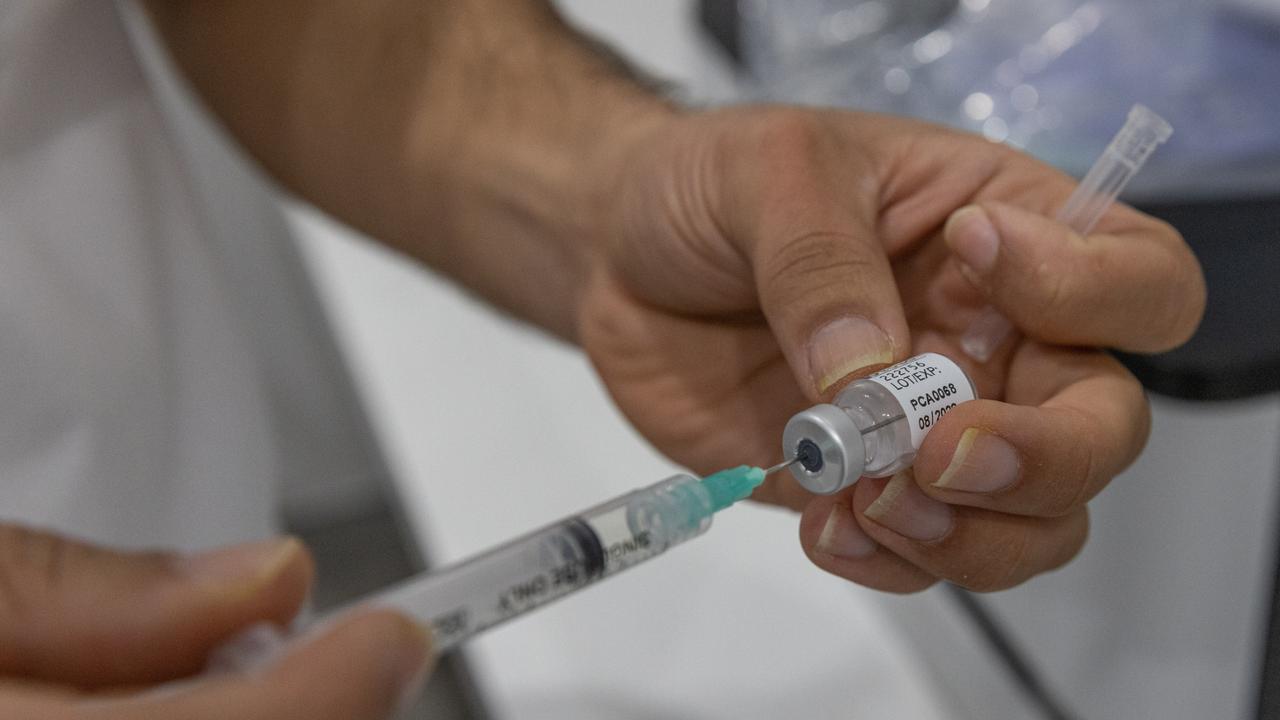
[782,352,977,494]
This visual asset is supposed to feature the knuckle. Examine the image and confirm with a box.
[1132,388,1154,457]
[758,230,873,294]
[1049,512,1091,571]
[1037,483,1085,519]
[1041,406,1125,517]
[746,109,829,165]
[1050,421,1104,516]
[1161,250,1207,350]
[878,575,940,595]
[1107,376,1153,470]
[1060,438,1103,516]
[730,110,865,210]
[951,529,1035,593]
[0,525,64,619]
[1125,221,1204,352]
[0,526,166,624]
[0,526,27,618]
[1023,257,1076,330]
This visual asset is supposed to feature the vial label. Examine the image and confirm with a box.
[866,353,976,448]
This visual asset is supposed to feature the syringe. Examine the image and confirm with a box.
[959,104,1174,362]
[211,465,774,670]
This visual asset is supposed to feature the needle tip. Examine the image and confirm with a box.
[764,458,798,476]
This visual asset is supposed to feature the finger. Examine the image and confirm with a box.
[0,526,312,687]
[913,346,1149,517]
[20,610,432,720]
[856,473,1089,592]
[0,682,65,720]
[721,113,911,397]
[944,201,1205,352]
[798,487,937,593]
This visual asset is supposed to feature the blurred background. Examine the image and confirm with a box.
[131,1,1280,718]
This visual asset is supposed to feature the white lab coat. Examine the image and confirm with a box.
[0,0,382,552]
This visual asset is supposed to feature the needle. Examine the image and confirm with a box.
[764,458,799,476]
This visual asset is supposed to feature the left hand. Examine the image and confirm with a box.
[0,527,431,719]
[578,106,1203,592]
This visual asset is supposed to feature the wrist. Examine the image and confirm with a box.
[400,5,681,341]
[573,89,679,261]
[521,54,680,340]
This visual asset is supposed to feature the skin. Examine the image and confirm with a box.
[0,527,430,719]
[5,0,1206,715]
[581,108,1199,592]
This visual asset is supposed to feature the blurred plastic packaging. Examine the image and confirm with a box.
[740,0,1280,201]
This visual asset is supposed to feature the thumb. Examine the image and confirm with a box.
[743,195,908,398]
[720,115,911,398]
[0,524,312,687]
[754,227,908,398]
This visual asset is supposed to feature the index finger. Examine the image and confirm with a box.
[945,199,1206,353]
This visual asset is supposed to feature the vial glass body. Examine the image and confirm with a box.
[832,378,918,478]
[783,353,978,495]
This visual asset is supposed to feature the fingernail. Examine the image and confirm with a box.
[393,619,433,716]
[865,472,953,542]
[815,503,878,559]
[946,206,1000,279]
[182,537,302,588]
[807,316,894,394]
[933,428,1021,494]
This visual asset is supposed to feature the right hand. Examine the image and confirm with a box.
[580,106,1204,592]
[0,524,431,719]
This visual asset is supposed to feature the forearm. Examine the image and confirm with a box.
[144,0,673,339]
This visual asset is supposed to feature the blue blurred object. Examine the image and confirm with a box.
[740,0,1280,200]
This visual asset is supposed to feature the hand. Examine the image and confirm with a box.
[0,525,431,719]
[579,107,1204,592]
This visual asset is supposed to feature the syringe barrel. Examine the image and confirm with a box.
[371,473,714,651]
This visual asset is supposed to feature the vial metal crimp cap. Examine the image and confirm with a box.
[781,404,866,495]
